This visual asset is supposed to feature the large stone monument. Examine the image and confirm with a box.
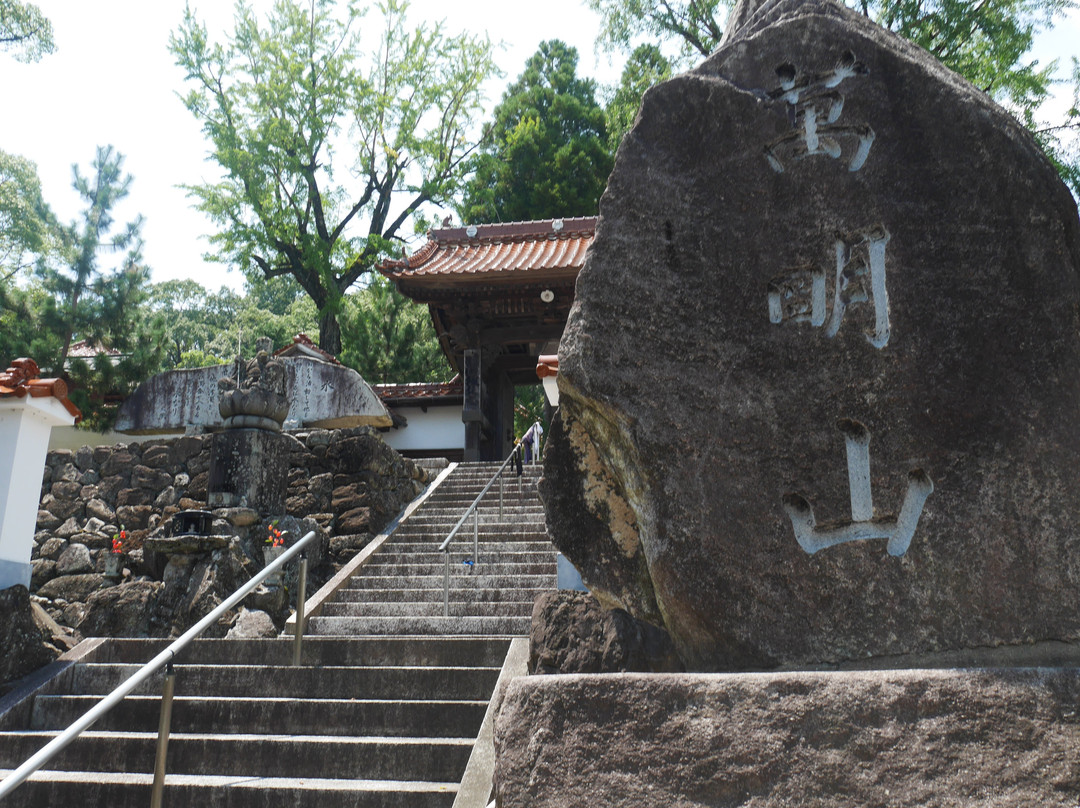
[498,1,1080,803]
[541,0,1080,673]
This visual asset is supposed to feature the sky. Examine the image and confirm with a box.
[2,1,1078,295]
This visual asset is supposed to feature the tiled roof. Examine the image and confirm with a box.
[373,375,463,403]
[272,333,342,365]
[379,217,596,281]
[68,340,121,359]
[0,357,82,420]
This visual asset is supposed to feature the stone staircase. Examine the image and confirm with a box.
[308,461,555,637]
[0,460,554,806]
[0,636,515,806]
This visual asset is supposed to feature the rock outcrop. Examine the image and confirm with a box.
[529,591,683,674]
[541,0,1080,671]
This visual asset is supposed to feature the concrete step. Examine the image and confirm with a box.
[28,695,487,737]
[0,731,473,781]
[342,573,556,590]
[66,664,501,700]
[320,601,535,618]
[0,769,459,808]
[355,562,555,577]
[382,544,555,558]
[58,637,511,668]
[330,587,552,605]
[369,553,557,566]
[307,615,531,636]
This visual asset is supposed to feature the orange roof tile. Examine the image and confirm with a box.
[379,217,596,282]
[67,340,122,359]
[272,333,342,365]
[0,357,82,421]
[373,375,463,403]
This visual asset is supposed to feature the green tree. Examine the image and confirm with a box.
[605,43,672,152]
[151,279,241,367]
[460,40,614,223]
[339,273,446,382]
[0,0,54,61]
[170,0,497,356]
[32,146,166,428]
[586,0,1080,194]
[0,149,57,281]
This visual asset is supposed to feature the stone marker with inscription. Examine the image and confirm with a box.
[540,0,1080,673]
[501,2,1080,805]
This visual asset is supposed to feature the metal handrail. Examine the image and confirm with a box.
[439,422,541,617]
[0,529,318,801]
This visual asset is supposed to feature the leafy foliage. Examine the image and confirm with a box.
[0,0,54,61]
[0,149,57,281]
[340,274,446,383]
[170,0,497,355]
[585,0,1080,194]
[28,147,166,429]
[459,40,614,223]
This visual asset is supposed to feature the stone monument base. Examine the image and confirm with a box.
[207,428,289,514]
[494,669,1080,806]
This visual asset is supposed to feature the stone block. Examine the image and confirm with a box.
[115,505,153,531]
[140,444,173,469]
[337,507,371,534]
[116,488,152,508]
[95,476,125,505]
[85,498,116,524]
[36,573,107,602]
[186,472,209,500]
[73,445,95,472]
[55,543,93,576]
[207,429,289,514]
[493,668,1080,807]
[35,509,62,531]
[542,0,1080,670]
[100,451,135,479]
[30,559,57,590]
[50,480,82,501]
[530,591,683,675]
[132,464,173,490]
[37,538,68,561]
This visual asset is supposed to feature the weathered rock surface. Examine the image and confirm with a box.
[542,0,1080,670]
[0,586,61,688]
[530,591,683,674]
[79,581,165,637]
[225,607,279,639]
[54,543,93,576]
[493,669,1080,807]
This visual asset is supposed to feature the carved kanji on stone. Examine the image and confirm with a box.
[764,50,875,173]
[769,226,891,348]
[783,419,933,556]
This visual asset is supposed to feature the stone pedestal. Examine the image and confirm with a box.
[207,428,288,514]
[494,669,1080,807]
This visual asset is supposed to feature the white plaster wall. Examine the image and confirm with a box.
[382,405,465,452]
[0,398,75,588]
[48,427,161,451]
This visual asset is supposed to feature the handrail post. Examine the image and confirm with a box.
[292,552,308,667]
[443,551,450,617]
[473,507,479,567]
[499,470,504,518]
[149,661,176,808]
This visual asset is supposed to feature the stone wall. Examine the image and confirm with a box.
[26,426,428,642]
